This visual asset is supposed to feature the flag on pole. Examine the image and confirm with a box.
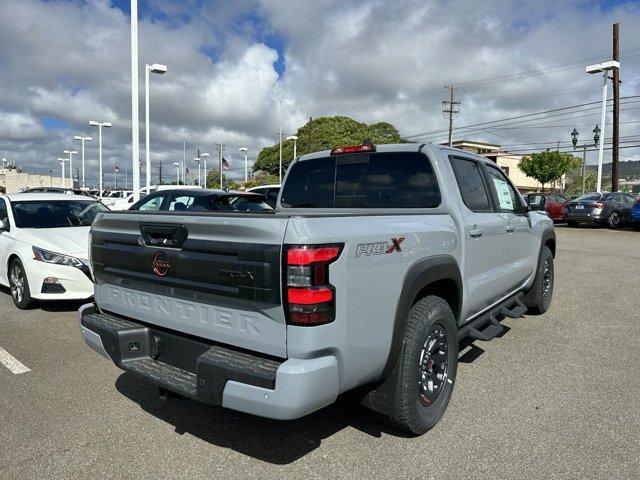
[222,157,229,170]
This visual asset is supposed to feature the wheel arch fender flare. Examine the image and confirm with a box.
[383,254,462,379]
[360,255,462,415]
[523,229,556,306]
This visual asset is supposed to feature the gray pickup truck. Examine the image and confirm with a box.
[80,143,555,435]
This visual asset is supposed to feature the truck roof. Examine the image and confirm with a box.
[297,142,495,166]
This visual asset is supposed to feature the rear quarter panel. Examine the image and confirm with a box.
[284,214,458,392]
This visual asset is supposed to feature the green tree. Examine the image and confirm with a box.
[252,116,405,175]
[244,171,280,189]
[518,151,582,191]
[565,170,596,197]
[205,170,240,190]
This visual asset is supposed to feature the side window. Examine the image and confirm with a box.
[168,195,195,211]
[613,193,624,203]
[450,157,492,212]
[625,194,637,204]
[485,166,521,214]
[138,195,165,211]
[0,198,8,224]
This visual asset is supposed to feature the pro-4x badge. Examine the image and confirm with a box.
[355,237,405,257]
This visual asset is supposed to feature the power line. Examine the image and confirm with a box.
[336,45,640,118]
[406,95,640,140]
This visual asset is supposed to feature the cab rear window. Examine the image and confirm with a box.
[280,152,441,208]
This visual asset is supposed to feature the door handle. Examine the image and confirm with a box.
[469,228,483,238]
[505,225,515,233]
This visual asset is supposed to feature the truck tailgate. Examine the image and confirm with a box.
[90,212,289,358]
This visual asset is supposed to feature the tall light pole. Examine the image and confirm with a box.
[74,135,92,189]
[286,135,298,161]
[58,157,67,187]
[145,63,167,194]
[63,150,77,187]
[278,99,284,182]
[89,121,111,195]
[173,162,180,184]
[194,157,201,185]
[239,147,248,182]
[586,60,620,193]
[131,0,140,202]
[201,152,209,188]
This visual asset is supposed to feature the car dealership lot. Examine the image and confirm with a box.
[1,226,638,480]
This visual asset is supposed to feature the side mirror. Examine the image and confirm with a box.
[526,195,546,211]
[0,218,10,231]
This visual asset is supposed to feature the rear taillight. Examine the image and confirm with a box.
[285,244,343,326]
[593,202,604,209]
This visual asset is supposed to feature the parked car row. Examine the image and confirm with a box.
[525,191,640,229]
[0,186,277,309]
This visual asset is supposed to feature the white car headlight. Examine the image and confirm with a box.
[32,246,84,268]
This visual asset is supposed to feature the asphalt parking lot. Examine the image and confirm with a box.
[1,226,639,480]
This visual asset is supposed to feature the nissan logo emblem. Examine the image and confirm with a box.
[152,251,171,277]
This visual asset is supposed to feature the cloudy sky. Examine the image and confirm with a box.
[0,0,639,187]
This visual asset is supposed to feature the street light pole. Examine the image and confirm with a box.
[278,98,283,183]
[239,147,248,182]
[571,127,600,196]
[173,162,180,184]
[74,136,92,189]
[63,150,77,187]
[145,63,168,194]
[586,60,620,193]
[597,71,607,193]
[131,0,140,202]
[58,157,66,187]
[201,152,209,188]
[286,135,298,162]
[89,121,111,195]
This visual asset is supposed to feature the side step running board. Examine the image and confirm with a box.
[501,298,527,318]
[467,315,503,341]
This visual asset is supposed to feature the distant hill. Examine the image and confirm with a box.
[585,160,640,178]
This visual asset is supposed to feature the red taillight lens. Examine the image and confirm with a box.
[288,287,333,304]
[593,202,604,209]
[330,144,376,155]
[285,244,343,326]
[287,246,342,265]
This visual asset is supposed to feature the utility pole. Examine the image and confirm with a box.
[442,85,460,146]
[214,137,226,189]
[158,160,163,185]
[612,22,620,191]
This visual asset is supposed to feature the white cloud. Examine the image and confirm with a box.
[0,0,639,186]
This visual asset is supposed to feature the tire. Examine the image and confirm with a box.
[567,221,578,227]
[386,296,458,436]
[607,212,621,229]
[526,246,554,315]
[9,258,34,310]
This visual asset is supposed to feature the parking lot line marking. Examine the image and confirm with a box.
[0,347,31,374]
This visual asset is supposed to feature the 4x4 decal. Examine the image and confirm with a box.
[355,237,405,257]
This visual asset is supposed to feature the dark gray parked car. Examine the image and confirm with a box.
[563,192,637,228]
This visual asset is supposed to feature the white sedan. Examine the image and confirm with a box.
[0,193,108,309]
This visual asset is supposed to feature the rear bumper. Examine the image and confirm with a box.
[563,212,606,224]
[79,304,339,420]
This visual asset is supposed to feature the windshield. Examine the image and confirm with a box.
[575,193,602,202]
[134,192,274,212]
[11,200,109,228]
